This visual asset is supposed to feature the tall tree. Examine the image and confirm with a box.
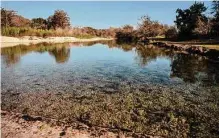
[211,0,219,36]
[1,8,16,27]
[47,10,71,29]
[211,0,219,15]
[175,2,207,38]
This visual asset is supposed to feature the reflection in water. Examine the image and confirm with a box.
[1,43,71,65]
[171,54,219,84]
[49,47,70,63]
[135,45,174,66]
[1,41,219,85]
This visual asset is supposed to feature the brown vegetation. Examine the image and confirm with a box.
[1,8,117,38]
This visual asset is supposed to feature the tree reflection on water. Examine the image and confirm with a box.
[1,41,219,85]
[49,47,70,63]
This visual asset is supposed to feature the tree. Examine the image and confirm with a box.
[47,10,70,29]
[211,0,219,15]
[122,25,134,32]
[211,0,219,36]
[11,15,31,27]
[193,16,209,36]
[165,26,178,39]
[138,15,166,38]
[31,18,47,29]
[175,2,207,38]
[1,8,16,27]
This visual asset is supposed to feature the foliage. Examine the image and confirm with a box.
[193,16,209,36]
[31,18,47,29]
[165,26,178,39]
[1,8,31,28]
[115,31,137,44]
[47,10,71,29]
[211,0,219,15]
[1,26,117,38]
[11,15,31,27]
[2,2,219,40]
[211,0,219,36]
[138,15,167,37]
[115,25,138,43]
[1,8,16,27]
[175,2,207,39]
[122,25,134,32]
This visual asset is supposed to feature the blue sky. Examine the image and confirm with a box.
[2,1,212,29]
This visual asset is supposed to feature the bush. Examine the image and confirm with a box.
[165,27,178,39]
[115,31,138,44]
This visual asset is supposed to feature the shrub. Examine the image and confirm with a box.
[165,27,178,39]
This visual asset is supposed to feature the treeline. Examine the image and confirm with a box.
[116,1,219,43]
[1,1,219,40]
[1,8,118,38]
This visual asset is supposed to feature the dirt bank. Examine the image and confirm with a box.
[0,36,113,47]
[1,111,132,138]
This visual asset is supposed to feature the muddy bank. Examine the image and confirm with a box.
[1,36,113,47]
[152,42,219,60]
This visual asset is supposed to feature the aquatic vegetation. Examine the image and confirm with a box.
[2,84,219,137]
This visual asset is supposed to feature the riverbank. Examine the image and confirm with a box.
[1,36,113,47]
[151,41,219,60]
[1,111,124,138]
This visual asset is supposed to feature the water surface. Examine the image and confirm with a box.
[2,41,219,93]
[1,41,219,137]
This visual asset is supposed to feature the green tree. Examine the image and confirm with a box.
[31,18,47,29]
[175,2,207,39]
[211,0,219,36]
[47,10,70,29]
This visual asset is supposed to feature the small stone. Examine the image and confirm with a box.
[60,131,66,136]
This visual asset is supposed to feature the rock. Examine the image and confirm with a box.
[59,131,66,136]
[22,115,42,121]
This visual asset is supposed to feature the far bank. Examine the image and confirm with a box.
[1,36,114,47]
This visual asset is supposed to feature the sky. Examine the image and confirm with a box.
[2,1,212,29]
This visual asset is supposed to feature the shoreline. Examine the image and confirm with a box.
[1,36,114,47]
[1,110,115,138]
[151,41,219,60]
[1,110,152,138]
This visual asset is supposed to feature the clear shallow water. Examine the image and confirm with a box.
[2,41,219,137]
[1,41,219,94]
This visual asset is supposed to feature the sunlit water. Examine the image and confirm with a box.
[1,41,219,94]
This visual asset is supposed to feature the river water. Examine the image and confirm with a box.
[1,41,219,137]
